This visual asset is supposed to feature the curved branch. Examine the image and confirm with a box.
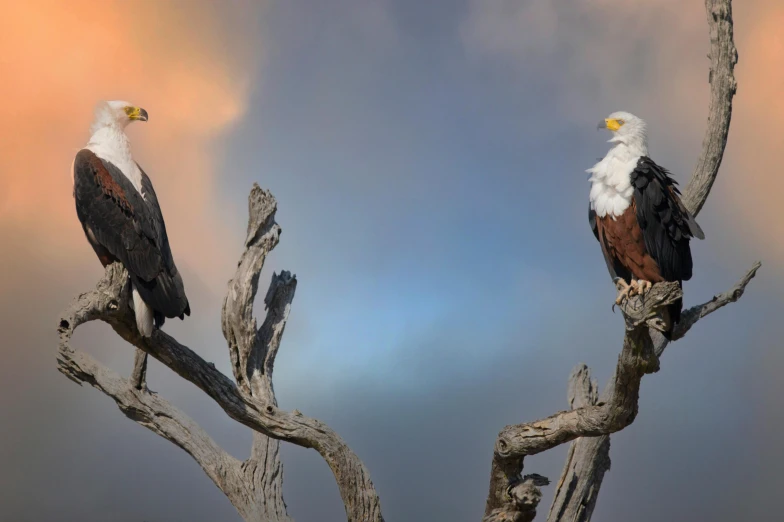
[545,263,759,522]
[486,257,758,515]
[57,346,255,512]
[484,283,673,513]
[682,0,738,216]
[57,263,383,522]
[541,1,742,519]
[221,185,297,521]
[483,474,550,522]
[670,261,760,342]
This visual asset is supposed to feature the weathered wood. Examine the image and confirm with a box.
[485,268,756,517]
[239,271,297,522]
[221,186,294,521]
[682,0,738,217]
[483,475,551,522]
[222,185,281,397]
[131,349,148,390]
[513,1,745,519]
[670,261,760,344]
[546,366,610,522]
[56,345,259,516]
[545,1,741,518]
[56,0,750,520]
[58,185,384,522]
[485,285,669,514]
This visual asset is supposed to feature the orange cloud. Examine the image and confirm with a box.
[722,1,784,262]
[462,0,784,270]
[0,0,259,291]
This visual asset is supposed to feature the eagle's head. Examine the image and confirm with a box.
[598,111,647,150]
[90,100,148,134]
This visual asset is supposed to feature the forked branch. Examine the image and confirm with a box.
[488,1,751,519]
[57,185,384,522]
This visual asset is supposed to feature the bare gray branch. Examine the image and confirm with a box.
[58,184,384,522]
[222,184,281,396]
[486,259,757,517]
[483,475,551,522]
[682,0,738,217]
[221,186,295,521]
[57,337,256,516]
[546,366,610,522]
[538,1,744,519]
[670,261,761,343]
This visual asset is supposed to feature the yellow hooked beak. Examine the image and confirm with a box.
[124,106,149,122]
[597,118,623,132]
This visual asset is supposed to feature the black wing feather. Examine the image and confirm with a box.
[134,165,191,319]
[73,149,190,321]
[73,149,162,281]
[630,156,703,282]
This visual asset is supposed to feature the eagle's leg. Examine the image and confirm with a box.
[614,278,637,305]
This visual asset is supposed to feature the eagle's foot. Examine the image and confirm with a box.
[614,278,636,305]
[634,279,652,296]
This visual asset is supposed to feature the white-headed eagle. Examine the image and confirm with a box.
[588,111,704,338]
[72,101,190,337]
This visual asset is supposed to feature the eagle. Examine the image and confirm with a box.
[587,111,704,338]
[71,100,190,337]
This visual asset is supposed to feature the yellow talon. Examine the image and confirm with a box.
[614,279,636,305]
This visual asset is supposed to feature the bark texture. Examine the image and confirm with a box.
[56,0,753,520]
[546,366,610,522]
[57,185,383,522]
[682,0,739,217]
[485,0,751,519]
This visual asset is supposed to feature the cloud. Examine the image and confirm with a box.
[0,3,264,517]
[720,1,784,269]
[460,0,707,125]
[461,0,784,277]
[0,0,260,292]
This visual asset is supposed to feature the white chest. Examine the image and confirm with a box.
[85,128,145,198]
[587,145,640,218]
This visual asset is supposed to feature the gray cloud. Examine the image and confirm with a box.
[2,0,783,521]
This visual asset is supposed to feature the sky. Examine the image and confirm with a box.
[0,0,782,521]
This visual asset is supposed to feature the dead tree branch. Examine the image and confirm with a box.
[56,0,747,519]
[486,263,758,515]
[682,0,739,217]
[487,0,752,519]
[57,185,384,522]
[483,474,551,522]
[57,346,253,514]
[546,365,610,522]
[221,186,293,521]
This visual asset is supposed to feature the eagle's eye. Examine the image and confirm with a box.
[616,119,625,126]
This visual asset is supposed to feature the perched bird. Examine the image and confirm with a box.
[588,111,704,338]
[72,101,190,337]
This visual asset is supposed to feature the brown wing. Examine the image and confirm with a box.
[595,201,664,283]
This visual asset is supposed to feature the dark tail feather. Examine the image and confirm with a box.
[130,272,190,320]
[662,282,684,341]
[661,300,680,341]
